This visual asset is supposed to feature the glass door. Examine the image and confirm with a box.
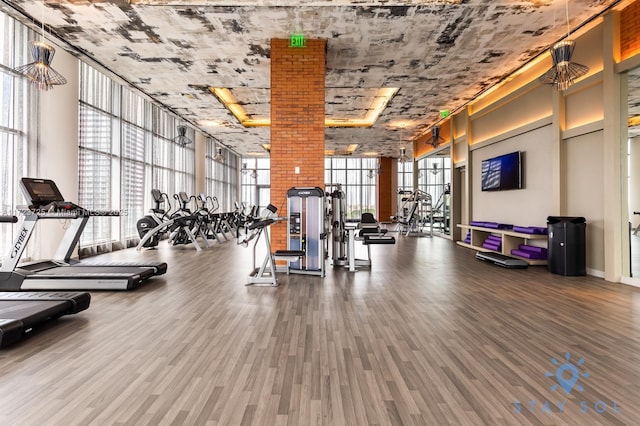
[418,148,451,235]
[626,66,640,278]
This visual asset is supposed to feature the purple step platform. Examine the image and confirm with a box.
[483,222,513,230]
[511,249,546,260]
[519,244,547,255]
[513,225,548,235]
[483,242,501,251]
[470,221,512,229]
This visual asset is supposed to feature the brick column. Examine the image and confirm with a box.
[620,0,640,61]
[377,157,395,222]
[270,38,326,250]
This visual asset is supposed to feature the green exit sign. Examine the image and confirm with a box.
[290,34,306,48]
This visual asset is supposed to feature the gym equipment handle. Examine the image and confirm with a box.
[0,215,18,223]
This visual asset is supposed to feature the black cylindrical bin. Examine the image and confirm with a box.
[547,216,586,276]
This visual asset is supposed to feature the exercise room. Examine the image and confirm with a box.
[1,1,639,424]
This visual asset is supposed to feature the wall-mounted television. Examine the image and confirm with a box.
[481,151,523,191]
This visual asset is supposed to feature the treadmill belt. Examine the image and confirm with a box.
[26,265,155,278]
[77,261,168,275]
[0,292,91,348]
[0,300,71,327]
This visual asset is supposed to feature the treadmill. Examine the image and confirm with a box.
[0,291,91,348]
[0,178,168,291]
[0,216,91,347]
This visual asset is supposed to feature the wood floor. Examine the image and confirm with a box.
[1,235,639,425]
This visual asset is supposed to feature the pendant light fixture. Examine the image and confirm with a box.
[367,169,376,179]
[173,124,193,147]
[14,5,67,91]
[214,147,225,163]
[398,124,409,163]
[430,125,444,148]
[399,147,409,164]
[538,0,589,91]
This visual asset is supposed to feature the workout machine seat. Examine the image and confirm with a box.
[363,235,396,245]
[273,250,306,274]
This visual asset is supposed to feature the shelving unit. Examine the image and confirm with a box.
[457,224,548,265]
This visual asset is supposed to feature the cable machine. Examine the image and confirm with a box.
[286,187,326,277]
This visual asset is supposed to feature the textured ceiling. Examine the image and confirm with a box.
[1,0,622,157]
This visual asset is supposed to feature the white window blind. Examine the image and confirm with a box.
[0,13,38,256]
[206,139,238,212]
[78,104,114,245]
[325,157,377,219]
[78,63,196,249]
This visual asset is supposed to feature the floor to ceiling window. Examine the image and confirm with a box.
[240,158,270,212]
[79,63,196,249]
[0,13,38,255]
[325,157,377,219]
[79,65,118,246]
[206,141,239,212]
[397,160,414,192]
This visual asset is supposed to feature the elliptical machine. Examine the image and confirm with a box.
[137,189,170,248]
[136,189,207,251]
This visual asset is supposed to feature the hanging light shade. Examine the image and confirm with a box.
[241,162,249,174]
[214,147,224,163]
[399,147,409,164]
[538,0,588,91]
[367,169,375,179]
[431,125,444,148]
[538,40,589,91]
[173,125,193,147]
[14,40,67,91]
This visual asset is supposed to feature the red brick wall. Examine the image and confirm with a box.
[377,157,394,222]
[270,38,326,250]
[621,0,640,60]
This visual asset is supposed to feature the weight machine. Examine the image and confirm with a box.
[285,187,327,277]
[394,189,433,237]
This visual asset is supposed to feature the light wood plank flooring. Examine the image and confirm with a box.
[1,236,639,425]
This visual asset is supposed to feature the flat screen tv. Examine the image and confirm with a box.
[481,151,522,191]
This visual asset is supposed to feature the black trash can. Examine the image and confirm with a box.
[547,216,586,276]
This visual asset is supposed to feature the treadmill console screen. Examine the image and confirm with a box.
[20,178,65,206]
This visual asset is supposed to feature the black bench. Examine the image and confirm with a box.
[273,250,307,274]
[363,235,396,245]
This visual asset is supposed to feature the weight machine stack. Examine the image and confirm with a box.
[286,187,327,277]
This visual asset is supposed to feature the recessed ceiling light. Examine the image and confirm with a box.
[210,87,398,128]
[198,119,232,127]
[387,120,417,129]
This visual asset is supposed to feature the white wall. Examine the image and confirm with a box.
[471,124,554,227]
[195,132,206,195]
[564,130,605,273]
[35,43,80,260]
